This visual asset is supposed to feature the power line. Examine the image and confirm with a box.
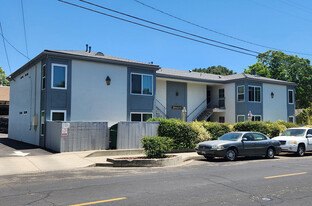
[58,0,258,57]
[0,31,30,60]
[79,0,259,55]
[0,22,12,73]
[134,0,312,56]
[21,0,29,58]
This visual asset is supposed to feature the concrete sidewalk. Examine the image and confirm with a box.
[0,150,200,176]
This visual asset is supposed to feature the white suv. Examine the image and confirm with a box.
[272,127,312,156]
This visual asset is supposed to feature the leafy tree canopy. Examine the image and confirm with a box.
[0,67,9,86]
[244,50,312,109]
[193,65,236,76]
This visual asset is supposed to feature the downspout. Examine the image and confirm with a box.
[29,74,32,130]
[34,64,37,131]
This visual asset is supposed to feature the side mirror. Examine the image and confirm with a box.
[242,137,247,141]
[307,134,312,138]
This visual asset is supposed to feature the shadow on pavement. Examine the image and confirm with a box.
[0,137,39,150]
[0,133,54,156]
[196,156,281,163]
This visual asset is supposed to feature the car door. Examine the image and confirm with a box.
[252,133,269,155]
[306,129,312,151]
[241,133,257,156]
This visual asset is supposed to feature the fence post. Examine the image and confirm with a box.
[181,107,187,121]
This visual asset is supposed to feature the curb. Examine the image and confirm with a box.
[85,149,144,158]
[107,155,183,167]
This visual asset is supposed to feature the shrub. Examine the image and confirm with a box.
[200,122,231,140]
[233,121,283,138]
[189,121,211,143]
[276,120,298,129]
[266,122,285,138]
[147,117,164,122]
[141,136,173,158]
[157,118,198,149]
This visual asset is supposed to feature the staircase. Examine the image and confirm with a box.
[155,99,168,119]
[196,107,214,121]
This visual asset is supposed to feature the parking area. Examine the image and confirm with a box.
[0,133,52,157]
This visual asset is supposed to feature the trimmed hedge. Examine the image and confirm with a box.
[141,136,173,158]
[153,118,199,149]
[189,121,211,143]
[275,120,298,129]
[232,121,282,138]
[147,118,298,149]
[200,122,231,140]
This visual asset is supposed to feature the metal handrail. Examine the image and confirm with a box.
[187,98,207,118]
[155,99,168,118]
[156,99,166,111]
[156,106,168,118]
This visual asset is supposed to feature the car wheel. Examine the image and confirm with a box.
[204,155,214,160]
[266,147,275,159]
[225,149,236,161]
[297,144,305,157]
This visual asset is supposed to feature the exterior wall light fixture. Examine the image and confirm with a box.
[271,92,274,99]
[106,76,111,85]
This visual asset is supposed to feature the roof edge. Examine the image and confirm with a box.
[8,50,160,80]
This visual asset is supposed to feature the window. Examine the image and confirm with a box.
[248,86,261,102]
[253,133,267,141]
[207,89,211,104]
[51,64,67,89]
[131,73,153,95]
[288,90,294,104]
[237,115,245,122]
[237,86,245,102]
[51,110,66,121]
[42,64,46,90]
[219,88,225,108]
[219,116,225,123]
[288,116,294,123]
[252,115,261,121]
[243,133,254,141]
[41,111,45,135]
[130,113,153,122]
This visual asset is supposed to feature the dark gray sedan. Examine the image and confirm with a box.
[195,132,281,161]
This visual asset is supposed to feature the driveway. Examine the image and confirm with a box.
[0,133,52,157]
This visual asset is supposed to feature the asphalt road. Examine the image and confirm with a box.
[0,134,52,157]
[1,154,312,206]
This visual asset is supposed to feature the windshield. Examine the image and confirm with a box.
[219,133,242,141]
[281,129,306,137]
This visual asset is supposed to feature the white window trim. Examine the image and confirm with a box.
[248,85,261,103]
[50,110,67,121]
[289,116,294,123]
[252,115,262,121]
[288,89,294,104]
[130,112,153,122]
[237,115,245,122]
[130,73,153,96]
[51,63,67,90]
[237,85,245,102]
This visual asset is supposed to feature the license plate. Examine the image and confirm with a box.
[201,151,206,154]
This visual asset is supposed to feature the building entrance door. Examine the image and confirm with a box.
[166,81,187,119]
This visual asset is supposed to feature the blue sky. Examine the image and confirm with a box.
[1,0,312,76]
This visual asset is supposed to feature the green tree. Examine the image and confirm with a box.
[244,50,312,108]
[193,65,236,76]
[0,67,9,86]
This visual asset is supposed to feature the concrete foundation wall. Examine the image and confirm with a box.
[46,121,109,152]
[117,122,159,149]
